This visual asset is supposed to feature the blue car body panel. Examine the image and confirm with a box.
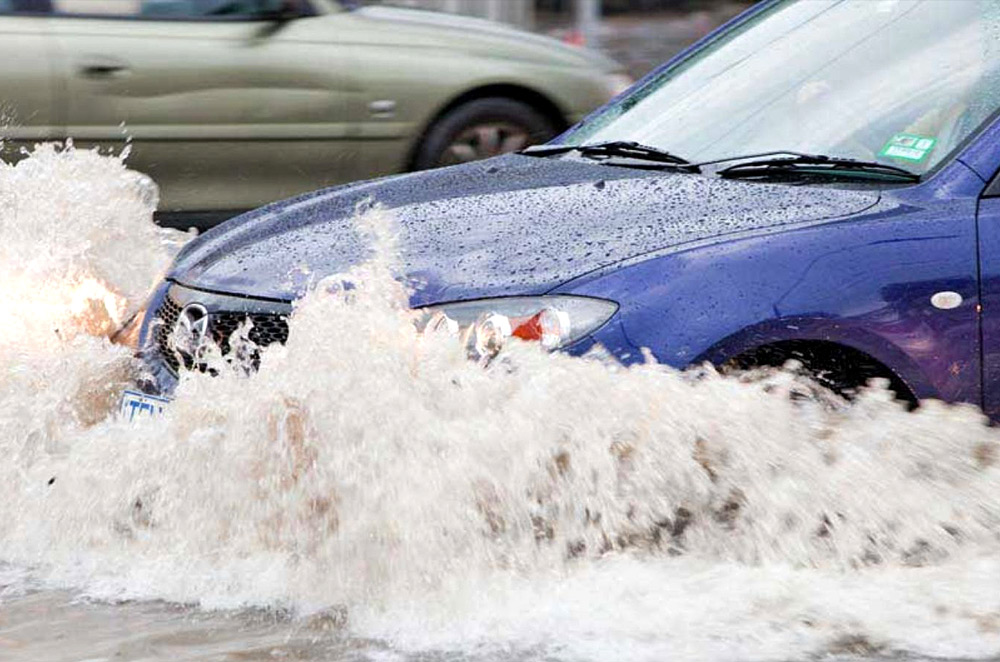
[555,160,987,406]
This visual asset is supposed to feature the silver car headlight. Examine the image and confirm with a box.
[418,295,618,361]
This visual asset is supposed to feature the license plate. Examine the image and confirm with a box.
[119,389,170,421]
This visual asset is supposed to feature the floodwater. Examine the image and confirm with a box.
[3,145,1000,662]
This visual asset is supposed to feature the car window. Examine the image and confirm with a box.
[0,0,52,13]
[565,0,1000,178]
[50,0,300,18]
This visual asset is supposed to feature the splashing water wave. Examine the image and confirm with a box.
[3,145,1000,661]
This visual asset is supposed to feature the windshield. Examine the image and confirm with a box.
[562,0,1000,176]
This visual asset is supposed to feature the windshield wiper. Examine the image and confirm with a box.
[696,151,920,183]
[521,141,694,169]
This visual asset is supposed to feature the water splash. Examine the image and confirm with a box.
[2,144,1000,661]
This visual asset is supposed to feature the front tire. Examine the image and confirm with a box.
[413,97,559,171]
[725,340,917,407]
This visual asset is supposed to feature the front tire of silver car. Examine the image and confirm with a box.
[413,97,559,170]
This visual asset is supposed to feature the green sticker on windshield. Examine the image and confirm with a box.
[879,133,937,162]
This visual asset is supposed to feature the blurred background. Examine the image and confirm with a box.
[360,0,755,78]
[0,0,757,228]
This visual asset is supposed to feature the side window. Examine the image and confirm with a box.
[49,0,299,18]
[0,0,53,13]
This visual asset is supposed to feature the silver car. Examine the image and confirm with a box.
[0,0,629,227]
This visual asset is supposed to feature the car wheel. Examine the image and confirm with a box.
[724,340,918,408]
[413,97,560,170]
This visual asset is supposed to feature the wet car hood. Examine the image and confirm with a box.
[169,154,880,305]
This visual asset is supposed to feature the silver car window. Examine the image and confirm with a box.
[51,0,291,17]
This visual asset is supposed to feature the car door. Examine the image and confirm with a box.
[47,0,363,223]
[972,119,1000,419]
[0,1,57,159]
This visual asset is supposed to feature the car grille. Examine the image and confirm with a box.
[153,293,184,374]
[212,311,290,355]
[152,290,290,376]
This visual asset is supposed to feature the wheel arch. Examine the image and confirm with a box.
[405,83,569,171]
[695,329,924,405]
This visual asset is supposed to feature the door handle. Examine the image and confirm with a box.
[78,61,130,79]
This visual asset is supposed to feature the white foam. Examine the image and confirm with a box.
[2,144,1000,661]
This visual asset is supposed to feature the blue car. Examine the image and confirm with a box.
[131,0,1000,419]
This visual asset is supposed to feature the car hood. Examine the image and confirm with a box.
[170,155,880,305]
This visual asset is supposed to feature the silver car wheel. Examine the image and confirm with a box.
[441,122,531,166]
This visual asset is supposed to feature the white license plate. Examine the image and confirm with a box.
[119,389,170,421]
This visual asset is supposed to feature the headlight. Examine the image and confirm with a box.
[604,72,634,100]
[418,296,618,362]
